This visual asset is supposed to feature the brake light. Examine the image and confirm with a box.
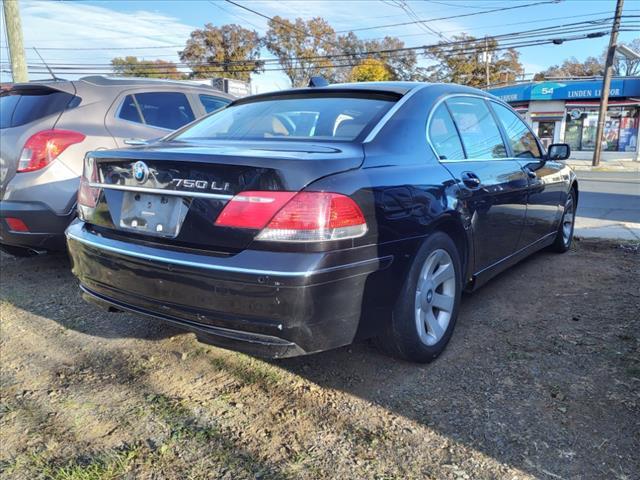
[5,217,29,232]
[17,129,85,173]
[216,191,367,242]
[215,191,297,229]
[78,156,100,209]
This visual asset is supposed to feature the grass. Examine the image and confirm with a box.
[35,446,140,480]
[209,353,282,388]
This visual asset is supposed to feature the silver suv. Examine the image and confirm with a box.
[0,76,233,256]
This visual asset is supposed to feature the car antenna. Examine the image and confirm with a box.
[33,47,60,81]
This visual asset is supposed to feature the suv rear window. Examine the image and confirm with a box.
[118,92,195,130]
[0,89,77,129]
[172,94,397,142]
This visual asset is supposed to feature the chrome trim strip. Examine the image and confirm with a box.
[66,229,387,278]
[90,182,234,200]
[363,84,429,143]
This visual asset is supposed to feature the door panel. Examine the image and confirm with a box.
[518,160,564,247]
[444,160,529,271]
[429,98,527,273]
[488,101,564,248]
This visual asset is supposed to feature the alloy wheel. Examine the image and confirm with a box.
[415,249,456,346]
[562,195,575,245]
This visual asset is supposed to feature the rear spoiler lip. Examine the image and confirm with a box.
[2,81,76,96]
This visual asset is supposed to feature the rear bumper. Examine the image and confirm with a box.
[66,220,392,358]
[0,200,75,251]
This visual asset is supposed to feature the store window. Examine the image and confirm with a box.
[564,106,638,152]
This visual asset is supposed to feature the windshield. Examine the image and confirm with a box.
[171,94,397,142]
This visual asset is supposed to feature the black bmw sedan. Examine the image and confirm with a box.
[66,82,577,363]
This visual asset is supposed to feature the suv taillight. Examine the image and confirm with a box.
[78,156,100,210]
[17,129,85,173]
[215,191,367,242]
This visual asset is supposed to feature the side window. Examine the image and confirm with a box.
[428,103,465,160]
[446,97,507,159]
[118,92,195,130]
[118,94,142,123]
[199,95,230,113]
[492,102,542,158]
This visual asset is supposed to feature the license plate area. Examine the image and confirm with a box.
[119,192,188,238]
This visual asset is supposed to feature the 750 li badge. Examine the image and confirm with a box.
[171,178,231,191]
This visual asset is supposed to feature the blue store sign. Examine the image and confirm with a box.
[488,78,640,102]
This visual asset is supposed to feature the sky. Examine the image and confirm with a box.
[0,0,638,90]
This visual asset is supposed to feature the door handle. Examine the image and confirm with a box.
[460,171,481,189]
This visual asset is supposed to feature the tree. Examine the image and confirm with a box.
[349,58,392,82]
[111,56,185,79]
[362,36,418,81]
[264,16,338,87]
[423,34,523,87]
[180,24,262,81]
[533,56,603,80]
[334,33,418,82]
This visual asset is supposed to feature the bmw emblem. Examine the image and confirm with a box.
[132,161,149,184]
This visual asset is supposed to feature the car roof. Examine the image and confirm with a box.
[4,75,235,99]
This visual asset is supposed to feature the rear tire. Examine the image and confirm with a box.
[550,189,576,253]
[377,232,462,363]
[0,244,38,257]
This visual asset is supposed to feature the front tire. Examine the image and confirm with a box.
[378,232,462,363]
[550,189,576,253]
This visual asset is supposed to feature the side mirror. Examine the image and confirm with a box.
[124,138,148,146]
[547,143,570,161]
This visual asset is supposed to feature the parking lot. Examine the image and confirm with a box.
[1,238,638,480]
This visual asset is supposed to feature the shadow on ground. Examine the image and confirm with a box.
[1,240,638,478]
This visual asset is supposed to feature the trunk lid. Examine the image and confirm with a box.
[86,140,364,252]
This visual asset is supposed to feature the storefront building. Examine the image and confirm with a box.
[488,78,640,162]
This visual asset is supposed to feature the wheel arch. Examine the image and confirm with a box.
[570,179,579,205]
[428,213,472,287]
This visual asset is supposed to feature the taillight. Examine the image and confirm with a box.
[5,217,29,232]
[215,191,297,229]
[78,156,100,210]
[17,129,85,173]
[215,191,367,243]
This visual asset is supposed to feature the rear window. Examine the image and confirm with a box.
[0,89,76,129]
[172,94,397,142]
[117,92,195,130]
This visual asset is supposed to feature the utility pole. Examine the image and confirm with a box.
[3,0,28,83]
[484,36,490,87]
[592,0,624,166]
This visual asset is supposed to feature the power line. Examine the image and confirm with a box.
[337,0,562,33]
[13,31,612,76]
[13,16,624,67]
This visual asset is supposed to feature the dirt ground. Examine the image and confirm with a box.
[0,239,638,480]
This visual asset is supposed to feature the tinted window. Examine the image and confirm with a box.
[199,95,230,113]
[492,102,541,158]
[118,92,195,130]
[0,89,76,128]
[173,95,395,142]
[429,103,464,160]
[0,94,19,129]
[446,97,507,159]
[118,94,142,123]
